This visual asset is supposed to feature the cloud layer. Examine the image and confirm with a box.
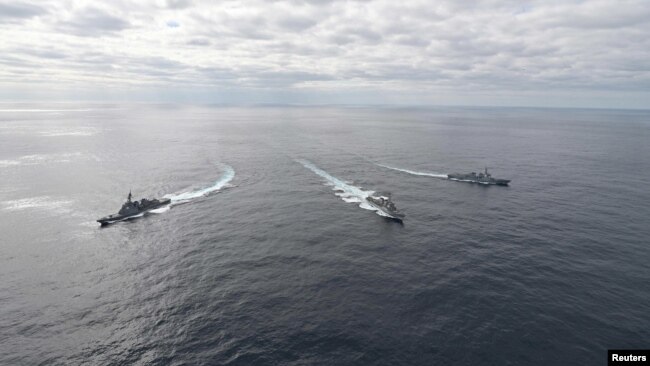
[1,0,649,107]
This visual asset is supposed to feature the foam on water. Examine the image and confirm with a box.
[376,163,448,179]
[0,153,98,168]
[2,196,73,214]
[165,164,235,203]
[40,129,99,137]
[297,159,389,216]
[149,205,171,214]
[0,160,22,168]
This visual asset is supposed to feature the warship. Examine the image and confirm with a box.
[365,193,405,222]
[447,167,510,186]
[97,191,171,226]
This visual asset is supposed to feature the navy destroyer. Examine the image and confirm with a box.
[365,193,405,222]
[447,167,510,186]
[97,191,171,226]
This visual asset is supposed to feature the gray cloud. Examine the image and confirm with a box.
[248,70,336,87]
[187,38,211,46]
[0,54,37,68]
[392,35,430,47]
[14,48,68,60]
[0,2,46,21]
[276,15,318,31]
[58,7,131,36]
[344,26,383,43]
[0,0,648,107]
[165,0,193,9]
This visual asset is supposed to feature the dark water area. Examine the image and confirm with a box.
[1,104,649,365]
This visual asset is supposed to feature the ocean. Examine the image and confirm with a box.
[1,104,649,365]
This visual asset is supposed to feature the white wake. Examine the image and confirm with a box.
[164,164,235,204]
[97,165,234,225]
[376,163,448,179]
[297,159,387,215]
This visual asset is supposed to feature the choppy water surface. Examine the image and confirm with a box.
[1,104,649,365]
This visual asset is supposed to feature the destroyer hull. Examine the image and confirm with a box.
[447,174,510,186]
[365,199,405,222]
[97,198,171,226]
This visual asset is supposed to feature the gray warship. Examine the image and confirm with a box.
[447,167,510,186]
[365,193,405,222]
[97,191,171,226]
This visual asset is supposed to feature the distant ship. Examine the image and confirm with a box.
[447,167,510,186]
[365,194,405,222]
[97,191,171,226]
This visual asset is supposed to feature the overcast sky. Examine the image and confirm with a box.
[1,0,649,108]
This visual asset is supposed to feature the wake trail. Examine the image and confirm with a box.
[376,163,448,179]
[95,164,234,226]
[297,159,385,215]
[164,164,235,204]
